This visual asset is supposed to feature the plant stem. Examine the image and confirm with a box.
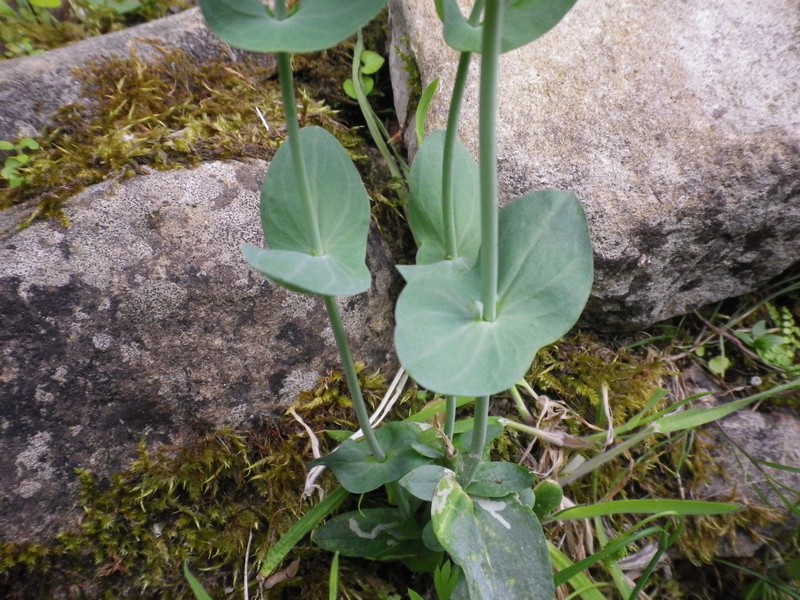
[352,31,405,181]
[444,395,457,439]
[275,19,323,255]
[478,0,503,322]
[460,395,489,485]
[323,296,385,461]
[441,0,485,260]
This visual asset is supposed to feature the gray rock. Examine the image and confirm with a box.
[681,367,800,557]
[0,160,399,541]
[390,0,800,329]
[0,7,274,140]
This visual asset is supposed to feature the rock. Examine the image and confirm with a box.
[681,367,800,557]
[389,0,800,329]
[0,8,274,141]
[0,160,399,542]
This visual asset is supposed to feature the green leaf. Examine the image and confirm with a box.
[0,2,15,18]
[415,78,440,147]
[310,422,429,494]
[406,130,480,266]
[550,499,740,521]
[199,0,388,54]
[395,190,593,397]
[86,0,142,13]
[29,0,61,8]
[328,552,339,600]
[359,49,385,74]
[16,137,39,150]
[343,75,374,99]
[531,479,563,520]
[183,562,213,600]
[440,0,578,54]
[708,354,731,377]
[313,507,424,560]
[0,140,15,151]
[464,461,535,498]
[431,472,554,599]
[399,465,453,501]
[242,126,371,297]
[259,487,349,577]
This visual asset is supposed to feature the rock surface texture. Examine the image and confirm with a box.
[390,0,800,329]
[0,161,399,541]
[682,367,800,557]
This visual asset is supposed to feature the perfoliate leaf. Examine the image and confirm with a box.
[199,0,388,54]
[242,126,371,297]
[431,472,554,599]
[439,0,578,54]
[406,130,480,266]
[395,190,593,397]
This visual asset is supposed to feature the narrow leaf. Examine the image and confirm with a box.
[183,562,213,600]
[550,499,740,522]
[415,78,440,147]
[259,487,349,577]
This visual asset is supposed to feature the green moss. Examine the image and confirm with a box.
[0,367,403,599]
[0,42,366,230]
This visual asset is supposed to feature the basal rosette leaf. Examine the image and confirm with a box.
[199,0,388,53]
[431,472,554,599]
[241,126,371,297]
[394,190,593,396]
[440,0,578,54]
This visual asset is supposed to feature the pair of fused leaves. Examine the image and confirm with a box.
[199,0,381,297]
[396,131,593,397]
[436,0,578,54]
[199,0,387,53]
[241,127,371,297]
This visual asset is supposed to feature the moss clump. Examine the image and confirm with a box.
[0,367,404,599]
[0,42,366,230]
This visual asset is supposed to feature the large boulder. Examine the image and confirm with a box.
[389,0,800,329]
[0,160,399,541]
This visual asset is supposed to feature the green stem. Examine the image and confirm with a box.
[460,395,489,485]
[323,296,385,461]
[352,31,405,181]
[275,17,324,255]
[478,0,503,322]
[441,0,484,259]
[444,395,457,439]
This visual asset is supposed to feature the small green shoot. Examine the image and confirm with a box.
[1,137,40,188]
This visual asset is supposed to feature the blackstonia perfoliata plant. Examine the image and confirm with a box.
[196,0,589,598]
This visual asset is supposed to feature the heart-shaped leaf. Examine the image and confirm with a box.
[439,0,578,54]
[406,130,480,267]
[310,422,429,494]
[395,190,593,397]
[241,126,371,297]
[199,0,388,54]
[431,472,554,599]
